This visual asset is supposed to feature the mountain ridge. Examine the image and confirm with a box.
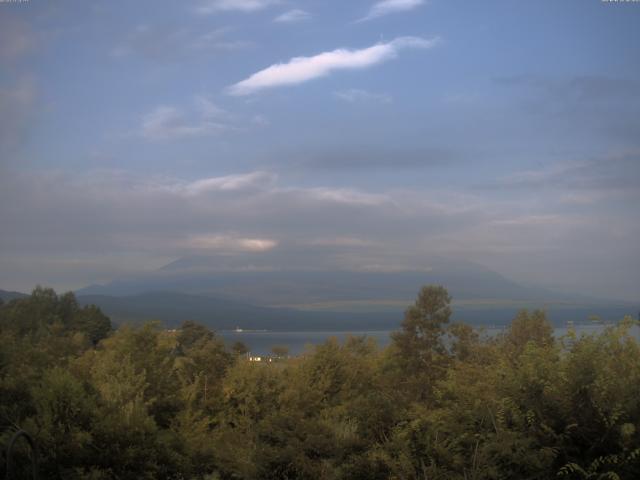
[75,255,620,306]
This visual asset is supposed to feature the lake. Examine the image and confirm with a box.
[218,323,633,356]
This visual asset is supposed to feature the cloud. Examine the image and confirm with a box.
[227,36,438,95]
[358,0,425,22]
[303,188,390,206]
[138,95,269,141]
[492,74,640,144]
[0,79,37,154]
[0,14,38,157]
[111,25,251,61]
[195,0,280,14]
[310,237,377,248]
[496,161,589,188]
[490,214,575,227]
[191,29,253,51]
[494,74,640,104]
[0,171,487,292]
[251,114,270,126]
[178,171,277,195]
[281,146,457,171]
[186,234,278,252]
[334,88,392,104]
[111,25,190,60]
[141,106,229,140]
[273,9,311,23]
[194,95,227,118]
[139,96,253,141]
[1,162,638,299]
[0,14,36,61]
[494,151,640,195]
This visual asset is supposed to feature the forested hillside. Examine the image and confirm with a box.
[1,286,639,479]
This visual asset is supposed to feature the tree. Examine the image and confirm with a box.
[231,341,249,356]
[271,345,289,359]
[393,285,452,355]
[27,367,96,477]
[72,304,112,345]
[504,309,554,357]
[177,321,213,350]
[4,283,640,479]
[390,285,452,399]
[448,322,481,362]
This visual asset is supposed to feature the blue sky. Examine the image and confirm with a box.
[1,0,639,300]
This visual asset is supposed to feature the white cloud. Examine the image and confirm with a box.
[251,114,270,126]
[358,0,425,22]
[227,36,439,96]
[560,193,601,205]
[191,29,253,51]
[497,162,588,187]
[180,171,277,195]
[490,215,574,227]
[186,234,278,252]
[304,188,389,206]
[194,95,227,118]
[273,9,311,23]
[141,105,229,140]
[334,88,392,104]
[140,96,252,141]
[195,0,280,14]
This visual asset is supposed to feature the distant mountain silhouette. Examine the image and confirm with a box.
[69,256,638,329]
[77,255,601,305]
[0,289,28,302]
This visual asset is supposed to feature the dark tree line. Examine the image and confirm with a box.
[1,286,639,479]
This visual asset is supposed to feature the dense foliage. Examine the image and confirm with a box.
[1,286,639,479]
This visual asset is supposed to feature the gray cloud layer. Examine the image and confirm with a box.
[1,157,638,299]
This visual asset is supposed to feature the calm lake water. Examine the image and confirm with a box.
[218,323,634,356]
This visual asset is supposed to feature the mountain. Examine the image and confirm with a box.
[0,289,28,302]
[77,256,565,305]
[72,255,637,329]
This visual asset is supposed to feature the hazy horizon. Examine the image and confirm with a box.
[1,0,639,301]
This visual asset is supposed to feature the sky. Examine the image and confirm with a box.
[0,0,639,301]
